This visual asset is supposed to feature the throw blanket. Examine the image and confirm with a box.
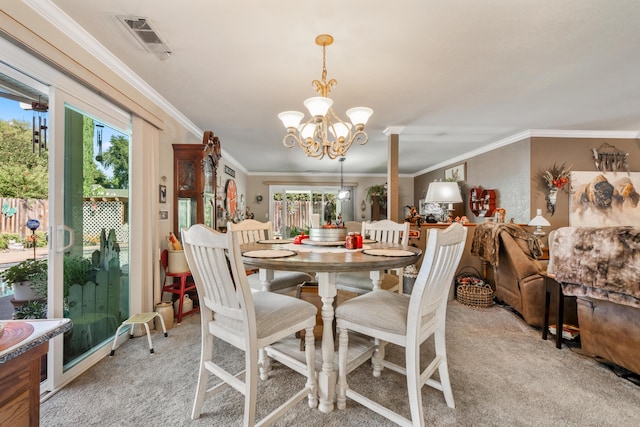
[471,222,542,266]
[552,226,640,308]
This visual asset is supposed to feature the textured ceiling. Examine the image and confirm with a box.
[43,0,640,175]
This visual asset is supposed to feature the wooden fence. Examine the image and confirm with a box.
[0,198,48,237]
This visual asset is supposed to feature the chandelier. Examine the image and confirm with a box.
[278,34,373,160]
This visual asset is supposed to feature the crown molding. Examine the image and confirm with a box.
[412,128,640,177]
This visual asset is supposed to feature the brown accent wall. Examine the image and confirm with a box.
[530,137,640,235]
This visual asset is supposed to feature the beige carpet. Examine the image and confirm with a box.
[40,301,640,426]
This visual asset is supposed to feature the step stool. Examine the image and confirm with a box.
[110,312,168,356]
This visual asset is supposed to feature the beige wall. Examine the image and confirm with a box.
[415,139,531,224]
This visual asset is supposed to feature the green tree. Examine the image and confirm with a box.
[0,119,48,198]
[101,135,129,189]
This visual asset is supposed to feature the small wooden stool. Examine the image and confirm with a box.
[110,312,168,356]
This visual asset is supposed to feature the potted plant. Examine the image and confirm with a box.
[366,185,388,207]
[0,259,48,301]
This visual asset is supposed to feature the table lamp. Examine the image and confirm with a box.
[528,208,551,246]
[425,182,463,222]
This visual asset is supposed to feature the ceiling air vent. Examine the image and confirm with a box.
[117,16,172,60]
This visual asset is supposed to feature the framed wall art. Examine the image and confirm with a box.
[444,162,466,182]
[569,171,640,227]
[159,185,167,203]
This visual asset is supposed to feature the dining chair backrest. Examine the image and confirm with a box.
[182,224,255,345]
[408,222,467,336]
[362,220,409,245]
[228,219,273,244]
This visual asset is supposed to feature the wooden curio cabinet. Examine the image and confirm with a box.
[172,133,221,234]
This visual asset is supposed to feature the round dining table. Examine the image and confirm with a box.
[240,240,422,413]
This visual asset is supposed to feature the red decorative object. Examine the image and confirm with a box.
[469,187,497,217]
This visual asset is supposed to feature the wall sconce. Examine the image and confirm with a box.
[360,200,366,211]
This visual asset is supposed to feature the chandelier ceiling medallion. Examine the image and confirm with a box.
[278,34,373,160]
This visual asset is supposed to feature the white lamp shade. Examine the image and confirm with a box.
[425,182,463,203]
[278,111,304,128]
[329,122,351,139]
[528,209,551,227]
[304,96,333,117]
[299,122,316,139]
[346,107,373,126]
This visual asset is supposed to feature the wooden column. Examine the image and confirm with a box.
[384,127,403,222]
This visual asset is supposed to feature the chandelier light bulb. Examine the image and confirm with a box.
[329,122,351,140]
[278,111,304,129]
[346,107,373,127]
[304,97,333,117]
[300,123,316,140]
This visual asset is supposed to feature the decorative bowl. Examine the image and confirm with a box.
[309,227,347,242]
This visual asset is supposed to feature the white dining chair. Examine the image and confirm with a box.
[335,223,467,427]
[228,219,312,293]
[182,224,318,425]
[336,220,410,294]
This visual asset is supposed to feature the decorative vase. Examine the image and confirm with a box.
[546,189,558,216]
[155,301,174,330]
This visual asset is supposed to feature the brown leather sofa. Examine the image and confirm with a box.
[493,229,577,328]
[552,226,640,375]
[471,222,577,328]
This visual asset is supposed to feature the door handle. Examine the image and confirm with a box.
[55,224,75,253]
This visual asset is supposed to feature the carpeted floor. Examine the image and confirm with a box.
[40,301,640,426]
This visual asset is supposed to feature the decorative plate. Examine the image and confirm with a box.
[257,239,293,244]
[362,249,416,257]
[242,249,297,258]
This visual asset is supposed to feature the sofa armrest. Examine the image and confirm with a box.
[498,231,542,279]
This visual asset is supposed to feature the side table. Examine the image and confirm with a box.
[541,271,566,349]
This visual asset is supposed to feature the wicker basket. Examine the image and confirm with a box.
[455,266,493,308]
[456,283,494,308]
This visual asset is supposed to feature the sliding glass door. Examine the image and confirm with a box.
[48,87,132,390]
[269,185,354,237]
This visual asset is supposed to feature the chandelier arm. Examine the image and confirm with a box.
[282,133,298,148]
[352,130,369,145]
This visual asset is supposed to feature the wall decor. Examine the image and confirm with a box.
[540,163,572,215]
[591,143,630,173]
[224,165,235,177]
[444,162,466,182]
[569,171,640,227]
[159,210,169,220]
[159,185,167,203]
[469,187,496,217]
